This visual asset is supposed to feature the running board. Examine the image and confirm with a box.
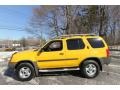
[39,68,80,72]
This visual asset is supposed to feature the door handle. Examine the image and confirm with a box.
[59,53,64,55]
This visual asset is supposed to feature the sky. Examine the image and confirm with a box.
[0,5,38,40]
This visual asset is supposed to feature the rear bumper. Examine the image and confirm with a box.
[100,57,111,65]
[99,57,111,71]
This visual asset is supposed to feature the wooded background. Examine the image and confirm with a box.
[26,5,120,46]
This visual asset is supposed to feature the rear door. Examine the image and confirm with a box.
[64,38,87,67]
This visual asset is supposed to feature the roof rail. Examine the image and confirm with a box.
[56,34,96,39]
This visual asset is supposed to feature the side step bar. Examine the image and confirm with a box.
[39,68,80,72]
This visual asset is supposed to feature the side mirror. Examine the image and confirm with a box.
[40,48,44,52]
[37,48,44,56]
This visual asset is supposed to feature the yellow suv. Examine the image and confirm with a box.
[8,34,110,81]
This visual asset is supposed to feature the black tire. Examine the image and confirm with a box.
[80,60,100,78]
[15,63,35,81]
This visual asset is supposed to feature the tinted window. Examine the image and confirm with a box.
[67,39,85,50]
[87,38,105,48]
[43,40,63,52]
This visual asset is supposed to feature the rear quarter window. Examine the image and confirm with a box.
[87,38,105,48]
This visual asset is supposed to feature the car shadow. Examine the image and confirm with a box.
[37,70,84,78]
[4,68,84,81]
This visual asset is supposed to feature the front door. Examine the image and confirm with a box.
[36,40,66,69]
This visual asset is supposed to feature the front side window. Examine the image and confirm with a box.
[66,39,85,50]
[43,40,63,52]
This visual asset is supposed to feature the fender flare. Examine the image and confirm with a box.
[15,60,39,76]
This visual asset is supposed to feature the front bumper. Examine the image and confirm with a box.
[8,62,16,71]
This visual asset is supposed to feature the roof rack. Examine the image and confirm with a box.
[56,34,96,39]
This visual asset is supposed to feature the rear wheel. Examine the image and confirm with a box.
[16,63,35,81]
[80,60,100,78]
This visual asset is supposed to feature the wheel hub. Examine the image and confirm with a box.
[85,64,97,76]
[19,67,31,79]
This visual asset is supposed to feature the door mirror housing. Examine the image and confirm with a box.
[37,48,44,56]
[40,48,44,52]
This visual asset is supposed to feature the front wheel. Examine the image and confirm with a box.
[15,63,35,81]
[80,60,100,78]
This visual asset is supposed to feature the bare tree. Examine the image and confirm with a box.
[107,6,120,45]
[26,5,120,45]
[26,5,81,38]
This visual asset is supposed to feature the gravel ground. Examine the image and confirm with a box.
[0,51,120,85]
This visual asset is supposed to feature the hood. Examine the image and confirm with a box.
[17,49,36,54]
[12,50,38,62]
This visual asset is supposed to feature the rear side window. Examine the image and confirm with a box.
[66,39,85,50]
[87,38,105,48]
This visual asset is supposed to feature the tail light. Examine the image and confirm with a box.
[106,48,110,57]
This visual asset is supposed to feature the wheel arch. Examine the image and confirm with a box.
[15,60,39,76]
[79,57,102,71]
